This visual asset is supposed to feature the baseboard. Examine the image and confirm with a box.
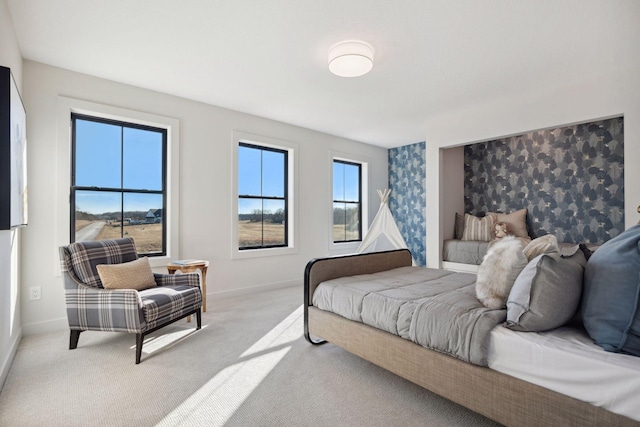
[0,327,22,392]
[21,317,68,336]
[209,279,300,300]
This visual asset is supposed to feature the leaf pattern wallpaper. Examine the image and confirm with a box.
[463,117,624,244]
[387,118,623,264]
[388,142,426,266]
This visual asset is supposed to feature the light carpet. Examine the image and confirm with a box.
[0,285,501,426]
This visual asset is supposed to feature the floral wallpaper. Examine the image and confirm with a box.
[464,117,624,244]
[388,142,426,266]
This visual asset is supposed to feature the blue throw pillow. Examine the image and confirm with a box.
[582,224,640,356]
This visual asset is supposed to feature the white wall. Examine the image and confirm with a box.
[0,0,23,388]
[20,61,389,333]
[441,146,464,240]
[426,68,640,267]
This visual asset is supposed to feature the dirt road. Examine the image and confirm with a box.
[76,221,105,242]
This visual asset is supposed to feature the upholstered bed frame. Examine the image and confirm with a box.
[303,249,636,427]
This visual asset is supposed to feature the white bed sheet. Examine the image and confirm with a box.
[488,326,640,422]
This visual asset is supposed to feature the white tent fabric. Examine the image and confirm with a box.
[356,189,416,265]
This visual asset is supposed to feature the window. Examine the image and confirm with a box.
[70,114,167,256]
[333,160,362,243]
[238,142,288,250]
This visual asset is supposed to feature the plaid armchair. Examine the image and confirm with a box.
[59,238,202,364]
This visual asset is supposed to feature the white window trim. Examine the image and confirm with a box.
[329,151,369,252]
[231,131,298,259]
[55,96,180,272]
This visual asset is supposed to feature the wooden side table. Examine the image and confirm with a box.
[167,261,209,314]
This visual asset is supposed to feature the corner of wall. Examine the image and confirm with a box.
[0,326,21,391]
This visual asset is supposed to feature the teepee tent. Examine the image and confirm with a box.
[356,189,416,265]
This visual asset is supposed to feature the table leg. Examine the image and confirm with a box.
[201,267,207,312]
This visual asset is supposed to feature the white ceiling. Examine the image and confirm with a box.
[7,0,640,148]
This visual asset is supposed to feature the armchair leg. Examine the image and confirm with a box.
[196,309,202,330]
[135,333,144,364]
[69,330,82,350]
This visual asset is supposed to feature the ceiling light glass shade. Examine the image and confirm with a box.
[328,40,374,77]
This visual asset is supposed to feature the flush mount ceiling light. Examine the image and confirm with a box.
[328,40,374,77]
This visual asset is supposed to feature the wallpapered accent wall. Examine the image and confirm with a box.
[464,117,624,244]
[388,142,426,266]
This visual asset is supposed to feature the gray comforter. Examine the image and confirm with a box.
[312,266,506,366]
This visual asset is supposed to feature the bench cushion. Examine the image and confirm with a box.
[443,239,489,265]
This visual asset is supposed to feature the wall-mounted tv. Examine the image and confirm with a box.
[0,66,28,229]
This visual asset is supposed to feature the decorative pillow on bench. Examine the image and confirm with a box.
[454,212,465,240]
[487,209,529,239]
[457,209,529,243]
[462,213,494,242]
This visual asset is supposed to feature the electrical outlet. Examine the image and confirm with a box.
[29,286,41,301]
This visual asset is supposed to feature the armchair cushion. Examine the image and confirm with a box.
[97,257,156,291]
[140,285,202,328]
[66,238,137,288]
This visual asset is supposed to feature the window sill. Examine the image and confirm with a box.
[328,241,361,252]
[231,246,298,260]
[147,255,173,269]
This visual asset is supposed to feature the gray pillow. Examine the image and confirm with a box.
[506,245,587,332]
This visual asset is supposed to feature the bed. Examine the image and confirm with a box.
[304,249,640,426]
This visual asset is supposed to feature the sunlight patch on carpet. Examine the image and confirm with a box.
[133,325,207,355]
[241,305,302,357]
[156,305,303,426]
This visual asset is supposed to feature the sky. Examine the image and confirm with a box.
[237,146,360,215]
[238,145,285,215]
[75,119,359,217]
[74,119,163,215]
[333,161,360,202]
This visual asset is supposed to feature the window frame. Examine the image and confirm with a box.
[231,131,298,260]
[237,141,289,250]
[332,159,363,244]
[329,152,369,252]
[55,97,180,272]
[69,114,168,256]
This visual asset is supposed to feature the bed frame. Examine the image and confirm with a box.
[304,249,637,427]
